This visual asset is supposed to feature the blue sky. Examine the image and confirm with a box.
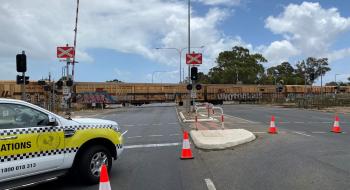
[1,0,350,84]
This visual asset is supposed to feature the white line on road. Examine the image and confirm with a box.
[124,142,180,149]
[123,124,136,127]
[224,114,258,124]
[204,178,217,190]
[294,122,305,124]
[279,121,291,124]
[149,135,164,137]
[127,136,142,139]
[169,133,181,136]
[152,123,162,126]
[168,122,178,125]
[311,131,326,134]
[293,131,312,137]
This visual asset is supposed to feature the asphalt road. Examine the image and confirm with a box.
[32,105,210,190]
[30,104,350,190]
[198,104,350,190]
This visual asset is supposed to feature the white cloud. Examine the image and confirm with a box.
[259,40,300,65]
[0,0,244,81]
[264,2,350,61]
[197,0,241,6]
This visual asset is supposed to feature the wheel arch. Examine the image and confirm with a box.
[73,138,118,168]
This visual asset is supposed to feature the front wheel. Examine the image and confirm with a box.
[77,145,112,184]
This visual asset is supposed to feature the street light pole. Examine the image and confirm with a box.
[155,46,204,84]
[188,0,191,112]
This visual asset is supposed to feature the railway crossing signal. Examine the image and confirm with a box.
[57,46,75,58]
[191,67,198,81]
[186,53,202,65]
[16,75,29,85]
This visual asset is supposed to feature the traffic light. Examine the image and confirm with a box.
[24,76,29,85]
[16,53,27,72]
[276,86,283,93]
[196,84,202,90]
[66,79,74,87]
[191,67,198,81]
[186,84,192,91]
[16,75,23,84]
[310,73,315,81]
[56,80,63,88]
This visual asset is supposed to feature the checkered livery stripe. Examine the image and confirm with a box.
[0,127,62,136]
[0,124,116,136]
[0,144,123,163]
[0,147,79,162]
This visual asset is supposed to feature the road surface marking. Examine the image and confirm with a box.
[123,124,136,127]
[124,142,180,149]
[152,123,162,126]
[121,130,128,136]
[204,178,217,190]
[311,131,326,134]
[294,122,305,124]
[169,133,180,136]
[293,131,312,137]
[127,136,142,139]
[253,132,266,134]
[224,114,258,123]
[280,121,290,124]
[137,124,148,126]
[149,134,163,137]
[168,122,178,125]
[322,121,332,124]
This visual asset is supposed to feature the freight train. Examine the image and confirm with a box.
[2,81,348,106]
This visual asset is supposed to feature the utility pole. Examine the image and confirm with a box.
[72,0,80,80]
[188,0,192,112]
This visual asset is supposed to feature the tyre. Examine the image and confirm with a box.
[77,145,112,184]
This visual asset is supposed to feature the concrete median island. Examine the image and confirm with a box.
[190,129,256,150]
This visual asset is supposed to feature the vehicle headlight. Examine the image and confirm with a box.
[112,124,120,132]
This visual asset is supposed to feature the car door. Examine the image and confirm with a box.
[0,103,65,182]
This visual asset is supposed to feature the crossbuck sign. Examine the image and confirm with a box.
[186,53,202,65]
[57,47,75,59]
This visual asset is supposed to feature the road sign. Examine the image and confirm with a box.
[57,47,75,58]
[186,53,202,65]
[63,86,70,95]
[191,90,197,98]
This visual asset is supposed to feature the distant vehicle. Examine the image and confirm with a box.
[0,98,124,189]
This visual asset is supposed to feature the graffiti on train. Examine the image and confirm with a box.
[0,91,11,98]
[217,93,262,101]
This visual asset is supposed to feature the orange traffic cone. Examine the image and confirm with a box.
[99,164,111,190]
[268,115,278,134]
[180,131,194,159]
[331,116,342,133]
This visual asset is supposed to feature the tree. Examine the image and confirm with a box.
[295,57,331,84]
[266,62,305,85]
[208,46,267,84]
[197,72,210,84]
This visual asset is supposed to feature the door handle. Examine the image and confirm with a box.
[0,136,18,140]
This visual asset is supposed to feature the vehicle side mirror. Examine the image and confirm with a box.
[48,115,57,125]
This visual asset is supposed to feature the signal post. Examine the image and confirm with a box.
[186,52,203,112]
